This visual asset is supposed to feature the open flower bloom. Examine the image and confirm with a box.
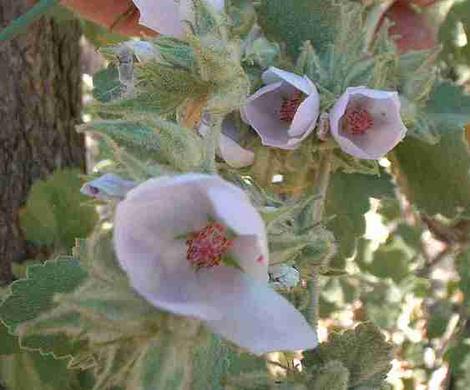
[329,86,407,160]
[132,0,225,38]
[114,174,317,355]
[198,116,255,169]
[241,67,320,150]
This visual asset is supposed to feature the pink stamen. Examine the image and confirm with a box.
[257,255,265,264]
[278,91,304,123]
[344,107,374,135]
[186,222,233,269]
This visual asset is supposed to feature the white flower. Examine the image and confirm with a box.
[241,67,320,150]
[114,174,317,355]
[329,86,407,160]
[132,0,225,38]
[81,174,137,200]
[198,116,255,169]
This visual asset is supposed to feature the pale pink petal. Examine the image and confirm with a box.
[330,86,407,160]
[114,174,317,354]
[114,174,267,317]
[218,134,255,168]
[202,267,318,355]
[206,180,268,279]
[229,235,267,282]
[242,82,293,148]
[262,67,314,95]
[242,69,320,150]
[289,89,320,138]
[114,204,220,319]
[198,119,255,168]
[133,0,184,37]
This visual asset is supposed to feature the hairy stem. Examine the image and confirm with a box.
[201,116,222,173]
[307,150,334,327]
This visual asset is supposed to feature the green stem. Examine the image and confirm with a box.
[307,150,333,327]
[0,0,59,41]
[201,116,222,174]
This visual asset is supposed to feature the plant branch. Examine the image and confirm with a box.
[307,150,334,327]
[201,116,222,173]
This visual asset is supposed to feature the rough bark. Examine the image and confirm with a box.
[0,1,84,285]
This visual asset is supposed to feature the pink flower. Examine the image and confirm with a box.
[329,87,407,160]
[132,0,225,38]
[241,67,320,150]
[114,174,317,355]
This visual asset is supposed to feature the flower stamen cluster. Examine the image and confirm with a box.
[344,108,374,135]
[186,222,233,269]
[279,91,305,123]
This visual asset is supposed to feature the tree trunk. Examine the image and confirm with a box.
[0,1,85,285]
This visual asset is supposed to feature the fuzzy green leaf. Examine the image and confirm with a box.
[325,172,395,268]
[192,335,267,390]
[0,350,75,390]
[93,64,125,103]
[304,323,393,389]
[368,239,411,284]
[112,63,210,115]
[126,337,191,390]
[394,129,470,218]
[309,361,349,390]
[0,323,19,356]
[257,0,340,58]
[19,169,98,250]
[0,257,88,357]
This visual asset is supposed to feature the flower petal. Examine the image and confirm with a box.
[198,118,255,168]
[114,174,269,319]
[218,133,255,168]
[262,67,314,95]
[202,267,318,355]
[289,88,320,138]
[241,82,292,148]
[330,86,407,160]
[133,0,184,37]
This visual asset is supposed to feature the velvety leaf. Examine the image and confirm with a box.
[93,64,125,103]
[394,128,470,218]
[112,63,210,115]
[19,169,98,250]
[368,240,411,284]
[0,350,75,390]
[257,0,340,58]
[304,323,392,389]
[325,172,395,268]
[192,334,267,390]
[309,361,349,390]
[0,258,88,357]
[425,83,470,132]
[126,338,191,390]
[0,323,19,356]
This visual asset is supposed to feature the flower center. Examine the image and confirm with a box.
[278,91,304,123]
[186,222,233,269]
[344,108,374,135]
